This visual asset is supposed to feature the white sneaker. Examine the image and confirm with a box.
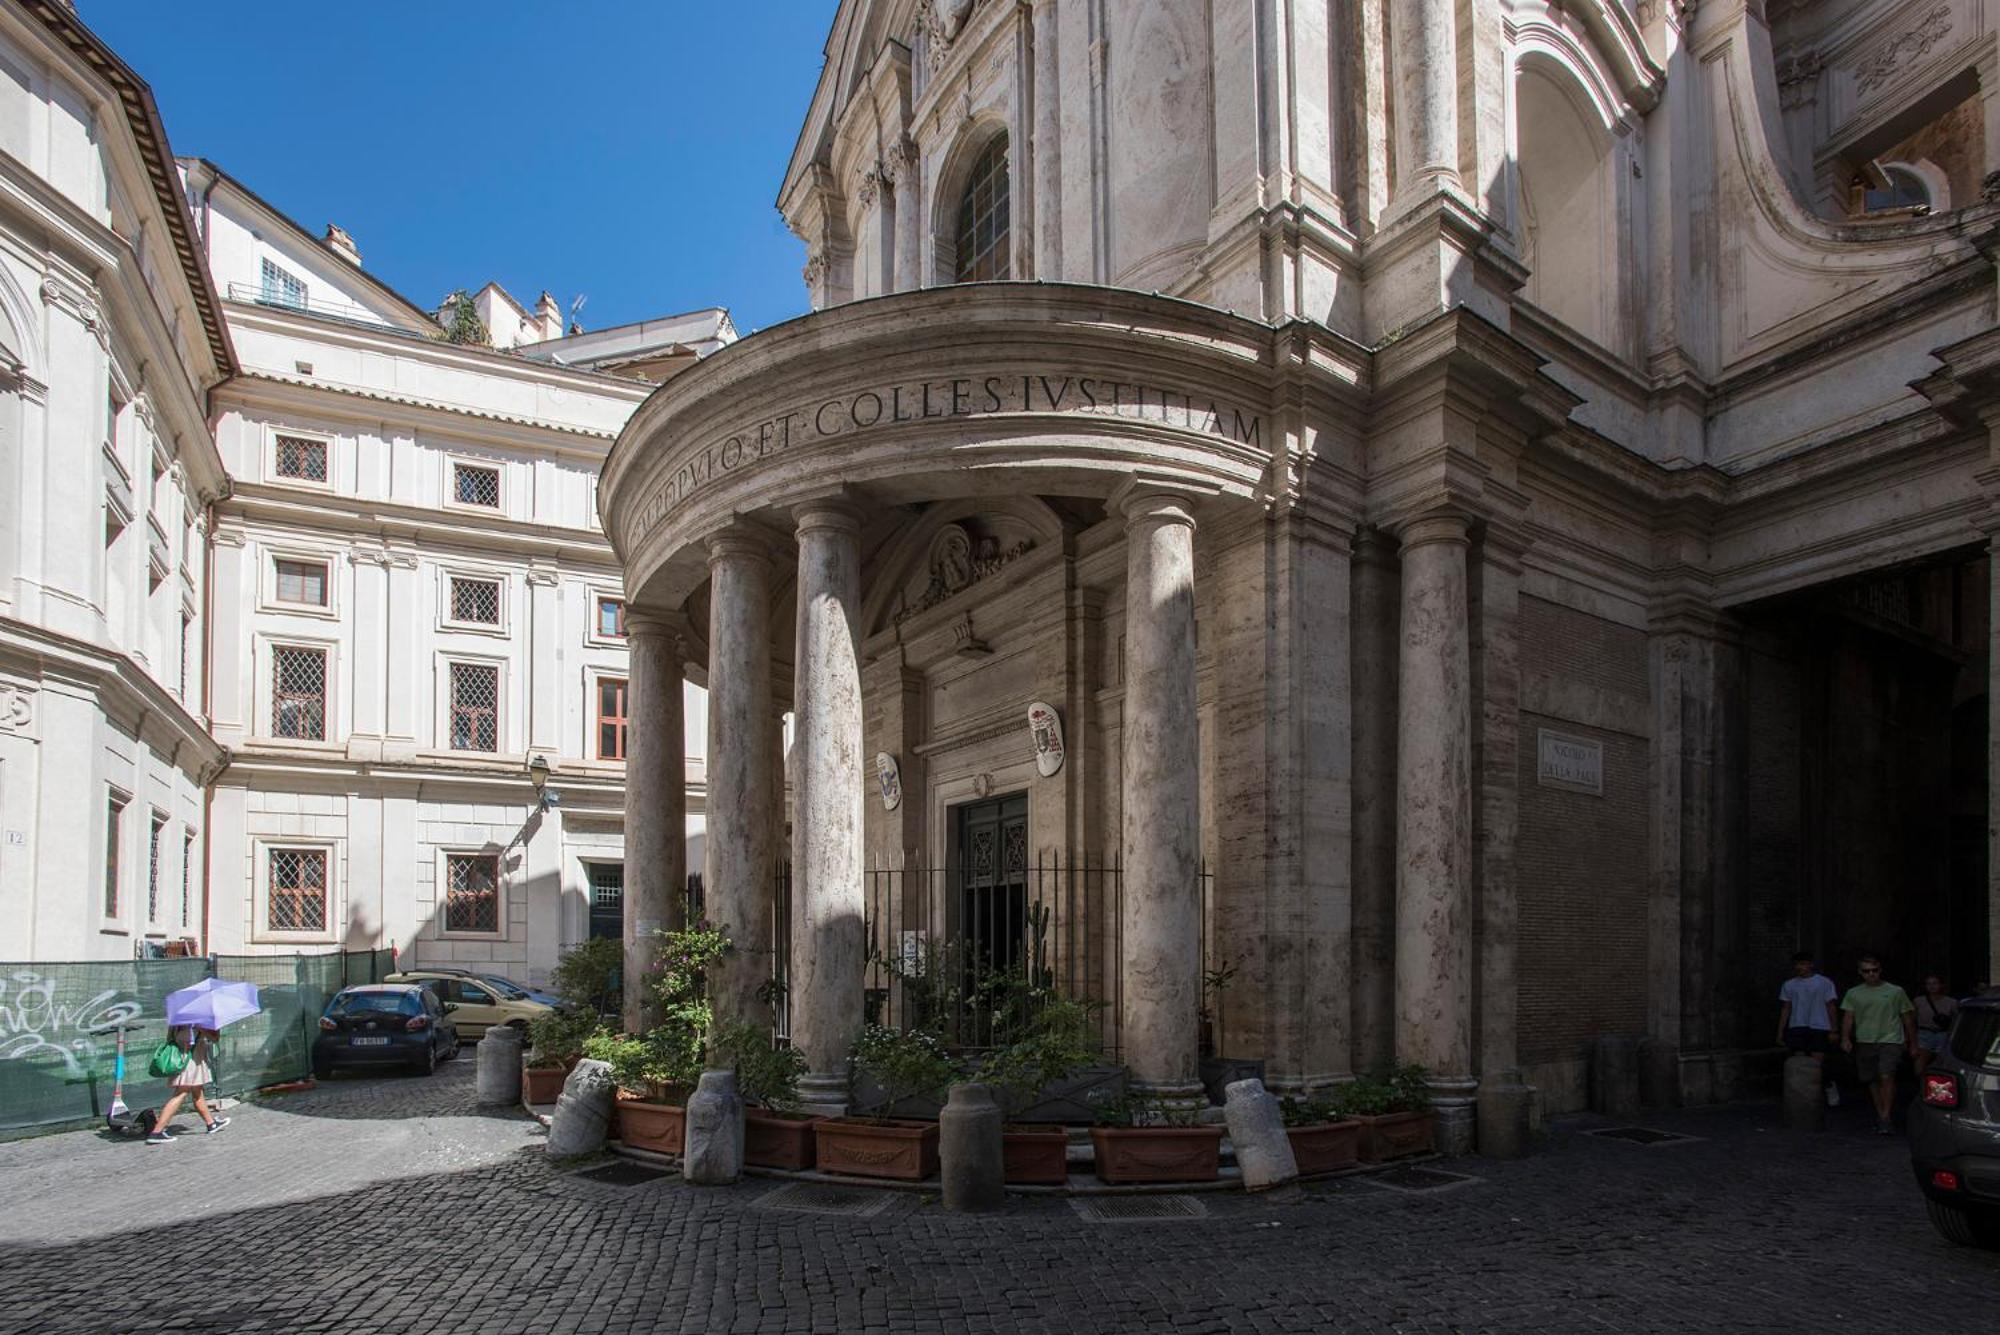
[145,1130,175,1145]
[1825,1083,1840,1107]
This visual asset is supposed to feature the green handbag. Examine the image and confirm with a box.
[147,1037,189,1079]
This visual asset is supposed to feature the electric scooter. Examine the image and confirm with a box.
[91,1019,157,1139]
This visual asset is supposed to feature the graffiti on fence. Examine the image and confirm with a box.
[0,971,142,1078]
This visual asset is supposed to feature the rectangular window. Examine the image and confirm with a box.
[449,576,502,625]
[273,434,328,482]
[181,831,195,929]
[272,645,328,740]
[274,558,328,606]
[268,848,328,932]
[588,861,625,907]
[597,598,625,638]
[449,662,499,751]
[104,794,125,918]
[445,853,500,933]
[147,815,165,923]
[452,463,500,508]
[597,677,628,761]
[260,257,307,309]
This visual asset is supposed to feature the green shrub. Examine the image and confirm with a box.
[1328,1064,1432,1117]
[1278,1094,1342,1128]
[975,998,1098,1119]
[527,1005,604,1067]
[711,1020,806,1114]
[851,1024,960,1121]
[1084,1084,1202,1128]
[550,938,623,1017]
[582,1031,690,1101]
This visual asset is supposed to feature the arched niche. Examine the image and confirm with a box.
[1513,52,1628,355]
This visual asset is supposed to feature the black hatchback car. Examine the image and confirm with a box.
[1909,991,2000,1248]
[311,984,459,1079]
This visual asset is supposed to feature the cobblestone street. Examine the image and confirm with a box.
[0,1060,1994,1334]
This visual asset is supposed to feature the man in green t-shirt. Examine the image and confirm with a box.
[1840,956,1917,1135]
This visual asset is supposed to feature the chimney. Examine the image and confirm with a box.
[323,223,362,266]
[535,291,562,340]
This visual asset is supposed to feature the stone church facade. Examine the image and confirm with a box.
[602,0,2000,1150]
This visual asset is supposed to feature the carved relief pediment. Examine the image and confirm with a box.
[893,515,1034,624]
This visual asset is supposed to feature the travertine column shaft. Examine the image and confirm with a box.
[1388,0,1459,207]
[1989,538,2000,985]
[622,613,685,1033]
[705,532,777,1034]
[1030,0,1063,278]
[890,140,922,294]
[1118,490,1203,1099]
[790,503,866,1115]
[1394,513,1476,1128]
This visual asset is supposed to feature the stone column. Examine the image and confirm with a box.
[1118,489,1204,1103]
[1393,511,1477,1151]
[1991,539,2000,981]
[705,530,777,1034]
[1387,0,1460,213]
[889,139,922,294]
[622,612,685,1033]
[790,501,866,1116]
[1350,531,1400,1077]
[1030,0,1063,279]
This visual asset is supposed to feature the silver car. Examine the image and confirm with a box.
[1909,993,2000,1248]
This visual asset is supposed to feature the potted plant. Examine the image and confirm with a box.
[1086,1086,1224,1184]
[1338,1064,1436,1163]
[524,1004,603,1104]
[712,1017,819,1170]
[814,1025,958,1181]
[588,922,731,1155]
[976,995,1096,1185]
[1277,1092,1361,1175]
[549,936,624,1020]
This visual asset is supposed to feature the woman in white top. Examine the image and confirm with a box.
[147,1025,231,1144]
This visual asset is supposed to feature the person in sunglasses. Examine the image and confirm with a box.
[1839,956,1917,1135]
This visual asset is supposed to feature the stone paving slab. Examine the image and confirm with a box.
[0,1067,1995,1333]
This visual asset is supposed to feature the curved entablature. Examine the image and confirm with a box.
[1506,0,1665,125]
[601,284,1370,613]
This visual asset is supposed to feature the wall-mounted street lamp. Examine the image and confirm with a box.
[528,754,559,811]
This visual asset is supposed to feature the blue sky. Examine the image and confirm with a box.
[85,1,834,335]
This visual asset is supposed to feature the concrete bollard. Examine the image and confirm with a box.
[1782,1054,1826,1132]
[1590,1035,1640,1120]
[1476,1072,1534,1159]
[1223,1078,1298,1191]
[476,1022,524,1106]
[546,1058,618,1157]
[683,1069,745,1185]
[938,1082,1005,1211]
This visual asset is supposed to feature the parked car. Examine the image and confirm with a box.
[385,969,551,1039]
[312,984,458,1079]
[1909,992,2000,1248]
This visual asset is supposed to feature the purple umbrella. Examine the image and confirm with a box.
[163,977,262,1030]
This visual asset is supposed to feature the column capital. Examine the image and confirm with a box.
[706,525,775,569]
[623,608,679,641]
[1112,479,1209,530]
[1390,508,1472,551]
[792,497,866,537]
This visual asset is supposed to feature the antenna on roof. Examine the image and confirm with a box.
[568,294,588,336]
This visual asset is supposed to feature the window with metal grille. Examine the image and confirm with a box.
[274,435,328,482]
[275,558,328,606]
[954,136,1011,283]
[453,463,501,508]
[450,576,502,625]
[597,677,628,760]
[445,853,500,933]
[178,612,192,702]
[182,831,194,928]
[449,662,499,751]
[272,645,327,740]
[260,257,307,309]
[269,848,328,932]
[597,598,625,638]
[147,815,165,923]
[104,794,125,918]
[588,862,624,907]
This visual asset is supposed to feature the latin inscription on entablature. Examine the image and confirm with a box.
[630,372,1265,541]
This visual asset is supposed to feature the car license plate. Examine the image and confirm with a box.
[351,1036,389,1046]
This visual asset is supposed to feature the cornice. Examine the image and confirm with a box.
[0,615,224,767]
[215,371,624,457]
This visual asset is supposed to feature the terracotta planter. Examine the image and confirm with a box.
[1286,1120,1362,1175]
[1002,1126,1071,1185]
[744,1109,822,1170]
[522,1065,567,1104]
[1354,1109,1435,1163]
[1089,1126,1224,1184]
[814,1117,940,1181]
[615,1097,686,1155]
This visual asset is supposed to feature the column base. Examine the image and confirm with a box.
[1475,1073,1534,1159]
[797,1070,850,1120]
[1428,1075,1479,1157]
[1130,1078,1208,1120]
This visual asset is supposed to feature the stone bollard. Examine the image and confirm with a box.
[1222,1078,1297,1191]
[1782,1054,1826,1132]
[1638,1037,1681,1110]
[938,1082,1005,1212]
[1476,1071,1535,1160]
[683,1069,746,1185]
[547,1058,619,1157]
[476,1022,524,1107]
[1590,1035,1640,1120]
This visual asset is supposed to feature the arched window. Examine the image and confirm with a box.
[1862,164,1933,214]
[954,135,1011,283]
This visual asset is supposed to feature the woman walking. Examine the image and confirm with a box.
[147,1025,230,1144]
[1913,974,1960,1077]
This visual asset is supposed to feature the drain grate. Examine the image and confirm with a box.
[570,1160,671,1188]
[1584,1126,1697,1146]
[755,1182,898,1218]
[1366,1166,1480,1194]
[1071,1194,1208,1222]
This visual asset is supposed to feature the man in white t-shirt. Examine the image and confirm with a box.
[1777,951,1841,1107]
